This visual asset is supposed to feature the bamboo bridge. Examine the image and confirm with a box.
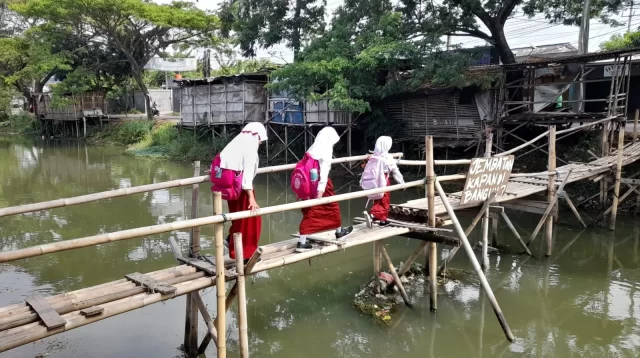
[0,115,640,357]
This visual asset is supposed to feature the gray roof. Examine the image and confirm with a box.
[512,43,578,62]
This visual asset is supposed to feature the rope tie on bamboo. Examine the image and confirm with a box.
[220,213,229,222]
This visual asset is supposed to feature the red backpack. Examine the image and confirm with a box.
[210,154,243,201]
[291,153,320,200]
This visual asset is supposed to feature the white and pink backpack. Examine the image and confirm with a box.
[360,155,387,200]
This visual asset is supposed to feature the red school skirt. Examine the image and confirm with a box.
[369,176,391,221]
[299,178,342,235]
[228,189,262,260]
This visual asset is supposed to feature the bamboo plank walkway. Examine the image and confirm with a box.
[0,224,417,353]
[395,141,640,215]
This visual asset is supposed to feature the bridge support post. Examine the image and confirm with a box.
[184,161,201,357]
[610,120,626,230]
[481,130,493,271]
[213,191,227,358]
[545,126,556,257]
[425,136,437,312]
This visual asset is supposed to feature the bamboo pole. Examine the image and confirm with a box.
[546,126,556,257]
[526,170,573,248]
[610,120,626,230]
[500,211,532,255]
[481,132,493,271]
[233,234,249,358]
[398,159,471,166]
[433,179,515,342]
[426,136,437,312]
[0,180,433,264]
[593,184,639,223]
[437,193,497,276]
[397,242,427,277]
[561,192,587,228]
[373,242,381,293]
[0,154,403,218]
[193,293,218,353]
[213,192,226,358]
[379,246,411,307]
[633,109,639,143]
[184,162,200,356]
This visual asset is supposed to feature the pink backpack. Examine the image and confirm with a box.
[360,155,387,200]
[210,154,243,201]
[291,153,320,200]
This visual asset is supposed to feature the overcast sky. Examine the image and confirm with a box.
[156,0,639,63]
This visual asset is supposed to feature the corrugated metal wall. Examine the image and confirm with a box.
[384,92,483,142]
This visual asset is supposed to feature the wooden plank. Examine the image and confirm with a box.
[125,273,177,295]
[489,206,504,213]
[401,231,461,246]
[177,258,217,276]
[80,306,104,317]
[621,178,640,185]
[25,295,66,330]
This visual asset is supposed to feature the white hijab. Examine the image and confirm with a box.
[373,136,394,165]
[307,127,340,162]
[219,122,267,172]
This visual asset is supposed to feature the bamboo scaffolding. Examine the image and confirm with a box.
[233,234,249,358]
[482,132,493,271]
[0,154,402,218]
[184,161,200,356]
[434,179,515,342]
[379,246,411,307]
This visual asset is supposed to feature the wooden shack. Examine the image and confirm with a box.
[177,74,268,129]
[34,91,107,122]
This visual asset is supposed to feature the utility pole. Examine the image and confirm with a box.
[629,1,635,33]
[446,35,451,51]
[578,0,590,55]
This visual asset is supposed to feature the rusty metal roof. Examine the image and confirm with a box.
[502,47,640,67]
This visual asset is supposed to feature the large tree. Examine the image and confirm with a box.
[13,0,219,118]
[218,0,326,59]
[401,0,630,64]
[268,0,489,113]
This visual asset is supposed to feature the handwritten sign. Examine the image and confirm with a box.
[460,155,515,205]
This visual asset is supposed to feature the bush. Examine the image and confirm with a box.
[112,121,153,145]
[150,123,179,146]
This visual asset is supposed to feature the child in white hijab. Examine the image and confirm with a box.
[219,122,267,263]
[365,136,404,226]
[297,127,353,251]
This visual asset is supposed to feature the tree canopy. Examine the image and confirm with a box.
[268,0,492,113]
[601,31,640,51]
[12,0,219,118]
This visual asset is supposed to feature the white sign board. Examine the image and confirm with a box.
[604,64,629,77]
[144,57,198,71]
[460,155,515,205]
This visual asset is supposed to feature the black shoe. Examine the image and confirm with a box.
[335,226,353,239]
[224,234,230,248]
[243,257,262,265]
[296,242,313,252]
[378,221,390,227]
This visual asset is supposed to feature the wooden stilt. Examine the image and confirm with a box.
[545,125,556,257]
[500,211,532,255]
[593,184,639,223]
[610,121,625,230]
[82,117,87,139]
[560,192,587,228]
[434,179,514,342]
[373,242,381,293]
[425,136,437,312]
[213,191,226,358]
[633,109,639,144]
[194,293,218,354]
[233,234,249,358]
[184,162,201,357]
[380,246,412,307]
[397,242,427,277]
[527,170,573,248]
[437,193,497,275]
[491,215,499,247]
[481,132,493,271]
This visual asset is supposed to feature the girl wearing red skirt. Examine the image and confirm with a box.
[364,136,404,226]
[217,122,267,264]
[297,127,353,251]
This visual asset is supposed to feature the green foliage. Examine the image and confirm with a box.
[601,31,640,51]
[522,0,627,27]
[111,121,154,145]
[219,0,326,58]
[268,1,483,113]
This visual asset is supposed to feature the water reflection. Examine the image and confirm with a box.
[0,138,640,357]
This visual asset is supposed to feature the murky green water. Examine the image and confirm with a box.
[1,137,640,358]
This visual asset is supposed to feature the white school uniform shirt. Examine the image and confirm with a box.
[219,122,267,190]
[306,127,340,193]
[373,136,404,184]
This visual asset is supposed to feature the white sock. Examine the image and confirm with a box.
[299,235,307,245]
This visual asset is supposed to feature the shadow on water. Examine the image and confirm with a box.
[0,137,639,357]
